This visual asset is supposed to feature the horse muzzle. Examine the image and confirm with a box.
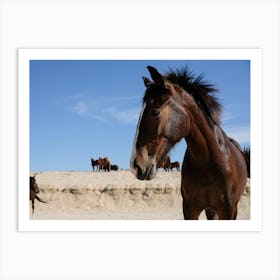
[131,160,157,180]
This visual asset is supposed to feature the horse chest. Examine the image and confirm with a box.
[183,169,222,187]
[181,161,230,193]
[181,171,227,209]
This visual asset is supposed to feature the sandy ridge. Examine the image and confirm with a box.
[30,170,250,220]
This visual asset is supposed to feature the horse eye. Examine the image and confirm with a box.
[151,108,161,117]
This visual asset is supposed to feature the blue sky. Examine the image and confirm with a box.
[30,60,250,171]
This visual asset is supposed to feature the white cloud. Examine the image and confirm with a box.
[221,111,238,123]
[224,126,250,144]
[69,101,106,122]
[71,101,88,116]
[222,103,249,124]
[66,94,141,125]
[221,103,250,144]
[103,106,140,124]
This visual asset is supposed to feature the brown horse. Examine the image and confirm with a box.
[157,155,171,171]
[91,158,100,171]
[242,147,250,178]
[130,66,249,220]
[170,161,180,171]
[30,176,46,215]
[98,157,111,172]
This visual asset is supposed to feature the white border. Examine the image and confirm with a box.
[18,48,262,231]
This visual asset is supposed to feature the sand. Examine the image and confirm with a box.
[30,170,250,220]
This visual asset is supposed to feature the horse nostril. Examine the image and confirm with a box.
[134,162,144,180]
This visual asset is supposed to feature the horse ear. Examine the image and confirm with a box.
[142,76,152,88]
[147,66,166,89]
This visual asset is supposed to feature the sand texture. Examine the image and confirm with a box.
[30,170,250,220]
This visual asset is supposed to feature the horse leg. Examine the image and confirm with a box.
[35,195,47,204]
[215,201,235,220]
[205,208,218,220]
[32,199,35,215]
[182,200,201,220]
[232,201,238,220]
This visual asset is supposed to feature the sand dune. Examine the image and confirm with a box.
[30,170,250,220]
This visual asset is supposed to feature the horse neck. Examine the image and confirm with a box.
[184,103,222,164]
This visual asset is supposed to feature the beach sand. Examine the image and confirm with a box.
[30,170,250,220]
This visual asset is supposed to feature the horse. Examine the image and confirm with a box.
[98,157,111,172]
[30,176,46,215]
[242,147,250,178]
[157,155,171,171]
[170,161,180,171]
[110,164,119,171]
[130,66,250,220]
[91,158,100,171]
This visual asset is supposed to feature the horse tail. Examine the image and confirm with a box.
[242,147,250,178]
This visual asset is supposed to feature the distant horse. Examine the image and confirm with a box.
[157,155,171,171]
[98,157,111,172]
[30,176,46,215]
[242,147,250,178]
[110,164,119,171]
[91,158,100,171]
[130,66,250,220]
[170,161,180,171]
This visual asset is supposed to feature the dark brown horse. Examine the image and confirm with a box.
[30,176,46,215]
[98,157,111,172]
[130,66,249,220]
[110,164,119,171]
[170,161,180,171]
[91,157,111,172]
[242,147,250,178]
[91,158,100,171]
[157,155,171,171]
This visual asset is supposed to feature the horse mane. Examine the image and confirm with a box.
[166,67,222,125]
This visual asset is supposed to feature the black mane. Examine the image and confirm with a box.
[166,67,222,125]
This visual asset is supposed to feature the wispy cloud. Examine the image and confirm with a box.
[65,93,141,125]
[222,103,250,124]
[224,125,250,144]
[221,111,239,123]
[221,103,250,144]
[104,107,140,124]
[71,101,88,116]
[69,100,106,122]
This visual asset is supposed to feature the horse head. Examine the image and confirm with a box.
[130,66,190,180]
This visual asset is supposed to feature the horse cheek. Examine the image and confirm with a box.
[167,110,189,143]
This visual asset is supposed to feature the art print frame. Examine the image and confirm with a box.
[18,48,262,232]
